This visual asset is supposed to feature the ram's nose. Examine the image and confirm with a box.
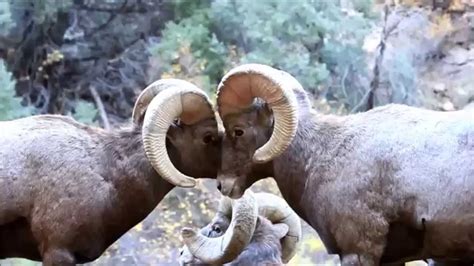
[216,179,233,196]
[216,178,243,199]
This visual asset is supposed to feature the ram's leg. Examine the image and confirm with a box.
[42,247,75,266]
[335,211,388,266]
[341,254,379,266]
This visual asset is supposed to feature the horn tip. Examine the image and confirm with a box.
[181,227,197,239]
[179,178,197,188]
[252,152,272,164]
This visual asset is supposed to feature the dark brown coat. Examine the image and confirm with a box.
[0,115,220,265]
[217,90,474,265]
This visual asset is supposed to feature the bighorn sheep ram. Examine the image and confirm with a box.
[214,64,474,265]
[0,79,220,265]
[179,191,302,265]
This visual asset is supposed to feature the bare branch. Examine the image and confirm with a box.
[350,86,372,113]
[89,85,111,131]
[364,5,400,111]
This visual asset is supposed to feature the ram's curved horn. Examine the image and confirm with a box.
[254,192,302,263]
[181,190,258,264]
[214,191,302,263]
[216,64,300,163]
[137,79,215,187]
[216,192,233,216]
[133,81,169,125]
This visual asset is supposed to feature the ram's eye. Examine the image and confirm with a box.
[234,129,244,137]
[212,224,222,234]
[202,134,214,144]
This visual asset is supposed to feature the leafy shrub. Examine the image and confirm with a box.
[211,0,333,92]
[0,1,13,34]
[170,0,212,21]
[150,7,227,93]
[9,0,72,24]
[0,60,31,120]
[72,100,98,126]
[151,0,376,111]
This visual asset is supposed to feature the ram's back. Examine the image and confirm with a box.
[343,104,474,226]
[0,115,109,222]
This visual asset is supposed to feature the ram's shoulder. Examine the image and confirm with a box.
[3,115,103,136]
[0,115,104,159]
[346,104,464,127]
[365,104,434,117]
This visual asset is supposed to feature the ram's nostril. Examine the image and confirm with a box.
[217,181,222,191]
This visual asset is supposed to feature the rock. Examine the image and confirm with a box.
[444,46,472,65]
[367,5,474,111]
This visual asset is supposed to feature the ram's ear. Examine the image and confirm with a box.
[166,120,183,146]
[257,102,274,127]
[272,223,289,239]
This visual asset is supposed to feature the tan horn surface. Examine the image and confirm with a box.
[133,79,190,125]
[217,195,233,216]
[141,81,215,187]
[181,190,258,264]
[217,64,300,163]
[254,192,302,263]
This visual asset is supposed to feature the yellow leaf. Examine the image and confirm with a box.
[171,64,182,73]
[449,0,466,11]
[429,13,453,38]
[134,223,143,231]
[161,72,174,79]
[179,44,191,55]
[306,237,325,251]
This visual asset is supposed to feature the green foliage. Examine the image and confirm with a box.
[352,0,375,17]
[170,0,212,21]
[153,10,211,63]
[33,0,72,23]
[72,100,98,125]
[151,0,375,107]
[211,0,331,91]
[0,60,31,120]
[0,1,13,34]
[8,0,72,25]
[151,7,227,92]
[213,0,373,95]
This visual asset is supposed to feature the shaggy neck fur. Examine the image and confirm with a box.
[97,125,175,246]
[261,91,350,253]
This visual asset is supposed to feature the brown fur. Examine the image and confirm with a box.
[217,90,474,265]
[0,114,220,265]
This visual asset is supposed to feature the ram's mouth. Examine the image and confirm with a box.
[218,177,245,199]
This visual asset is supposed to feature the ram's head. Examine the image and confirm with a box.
[132,79,221,187]
[179,191,302,265]
[215,64,309,198]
